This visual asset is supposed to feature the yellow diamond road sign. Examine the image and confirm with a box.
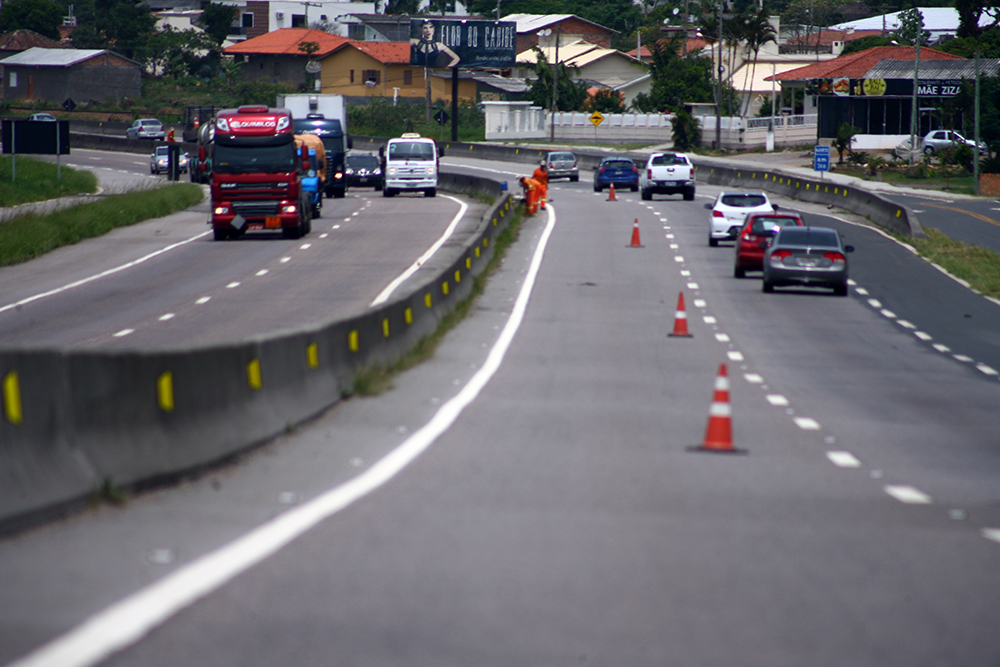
[589,111,604,127]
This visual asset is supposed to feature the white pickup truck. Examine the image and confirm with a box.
[639,152,696,201]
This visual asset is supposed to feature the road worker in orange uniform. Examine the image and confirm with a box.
[531,161,548,209]
[519,176,542,215]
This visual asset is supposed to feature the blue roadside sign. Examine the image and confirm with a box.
[813,145,830,172]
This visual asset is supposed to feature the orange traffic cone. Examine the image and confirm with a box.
[668,291,693,338]
[628,219,643,247]
[607,183,617,201]
[688,364,746,454]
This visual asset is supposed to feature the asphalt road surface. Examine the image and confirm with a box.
[0,153,998,667]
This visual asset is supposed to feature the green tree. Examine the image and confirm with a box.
[671,108,701,150]
[198,2,237,47]
[584,88,626,113]
[737,6,776,116]
[71,0,157,61]
[631,38,713,113]
[782,0,843,54]
[841,35,895,55]
[138,27,214,78]
[0,0,63,40]
[894,7,930,46]
[384,0,422,15]
[525,48,589,112]
[834,122,860,164]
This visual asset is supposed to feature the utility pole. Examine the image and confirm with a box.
[909,38,920,167]
[716,0,724,150]
[550,25,560,142]
[974,49,981,195]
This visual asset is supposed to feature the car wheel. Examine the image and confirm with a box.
[762,280,774,293]
[593,183,601,192]
[383,188,395,197]
[924,146,935,156]
[833,283,848,297]
[425,188,436,197]
[708,236,718,248]
[570,175,578,182]
[632,184,639,192]
[734,265,745,278]
[641,189,651,201]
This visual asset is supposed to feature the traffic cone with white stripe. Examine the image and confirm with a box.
[628,219,643,247]
[668,291,693,338]
[607,183,617,201]
[688,364,747,454]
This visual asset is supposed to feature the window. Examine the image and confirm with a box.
[403,69,412,85]
[292,14,306,27]
[363,69,379,85]
[241,12,253,28]
[9,72,16,87]
[350,70,354,83]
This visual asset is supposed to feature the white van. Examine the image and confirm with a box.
[380,133,442,198]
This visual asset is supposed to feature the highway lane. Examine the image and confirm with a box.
[881,190,1000,254]
[2,154,1000,666]
[0,165,487,349]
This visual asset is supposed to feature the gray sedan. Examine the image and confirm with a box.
[762,226,854,296]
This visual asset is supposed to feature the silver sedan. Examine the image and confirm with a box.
[762,226,854,296]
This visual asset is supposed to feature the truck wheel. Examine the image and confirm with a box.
[684,188,695,201]
[383,188,396,197]
[641,189,651,201]
[593,183,601,192]
[213,229,231,241]
[425,188,436,197]
[734,265,745,278]
[283,225,302,240]
[334,189,345,199]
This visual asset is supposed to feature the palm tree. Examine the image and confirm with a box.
[740,7,776,117]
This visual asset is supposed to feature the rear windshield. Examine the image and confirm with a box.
[141,120,161,126]
[721,194,767,207]
[347,155,380,168]
[751,216,800,234]
[651,154,689,166]
[776,229,839,247]
[549,152,576,161]
[601,160,634,169]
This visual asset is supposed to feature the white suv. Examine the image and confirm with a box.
[639,152,695,201]
[705,191,775,247]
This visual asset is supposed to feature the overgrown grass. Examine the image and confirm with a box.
[0,183,204,266]
[903,226,1000,299]
[0,156,99,207]
[350,204,524,396]
[834,164,976,194]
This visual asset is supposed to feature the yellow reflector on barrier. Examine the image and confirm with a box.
[307,343,319,369]
[382,319,390,337]
[475,247,481,258]
[424,293,432,308]
[157,372,174,412]
[483,238,489,247]
[455,270,461,283]
[349,330,359,352]
[247,359,262,390]
[405,307,413,325]
[466,257,472,269]
[896,209,902,217]
[3,370,23,425]
[442,281,450,296]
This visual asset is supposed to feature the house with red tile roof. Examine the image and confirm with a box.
[224,28,350,89]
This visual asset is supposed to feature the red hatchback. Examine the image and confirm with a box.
[734,213,805,278]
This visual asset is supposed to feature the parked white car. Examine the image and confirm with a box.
[920,130,987,156]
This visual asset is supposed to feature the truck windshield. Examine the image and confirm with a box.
[389,141,435,161]
[214,144,296,174]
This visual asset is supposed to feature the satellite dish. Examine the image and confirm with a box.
[305,60,321,74]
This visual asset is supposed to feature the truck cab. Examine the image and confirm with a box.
[380,134,442,198]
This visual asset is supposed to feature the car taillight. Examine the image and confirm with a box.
[770,249,792,261]
[713,210,724,218]
[598,167,605,173]
[548,163,555,169]
[632,167,638,173]
[742,232,755,241]
[648,169,653,179]
[823,251,846,263]
[572,161,578,167]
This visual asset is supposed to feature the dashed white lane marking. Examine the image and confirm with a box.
[744,373,764,384]
[670,244,680,249]
[884,485,933,504]
[854,287,869,295]
[826,451,862,468]
[370,196,470,306]
[319,233,328,239]
[703,316,717,324]
[331,225,341,229]
[766,394,790,406]
[693,299,706,308]
[113,329,134,338]
[794,417,821,430]
[0,232,212,316]
[726,351,744,362]
[880,309,897,318]
[897,320,916,329]
[280,257,291,263]
[714,333,730,342]
[686,282,699,290]
[674,256,684,262]
[983,529,1000,545]
[225,282,240,289]
[954,354,974,363]
[256,270,268,277]
[3,199,560,667]
[680,270,691,277]
[299,243,311,250]
[158,314,174,322]
[195,297,210,305]
[915,331,932,341]
[976,363,999,376]
[867,299,882,308]
[933,343,951,353]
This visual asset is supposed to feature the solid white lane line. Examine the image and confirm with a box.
[370,195,469,306]
[884,485,933,504]
[5,205,558,667]
[0,232,212,316]
[826,451,862,468]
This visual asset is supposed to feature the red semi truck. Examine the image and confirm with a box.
[206,105,313,241]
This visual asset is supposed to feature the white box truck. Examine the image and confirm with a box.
[379,133,443,198]
[276,94,351,198]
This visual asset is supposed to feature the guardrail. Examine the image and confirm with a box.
[0,160,515,533]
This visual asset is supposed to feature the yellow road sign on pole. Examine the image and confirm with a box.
[589,111,604,127]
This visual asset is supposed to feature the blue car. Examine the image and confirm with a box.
[593,157,639,192]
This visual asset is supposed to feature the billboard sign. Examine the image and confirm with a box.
[410,19,516,69]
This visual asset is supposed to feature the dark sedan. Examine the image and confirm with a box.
[734,212,804,278]
[593,157,639,192]
[762,226,854,296]
[345,154,383,191]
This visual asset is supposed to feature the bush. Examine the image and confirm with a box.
[940,143,975,172]
[846,151,870,166]
[671,109,701,151]
[980,155,1000,174]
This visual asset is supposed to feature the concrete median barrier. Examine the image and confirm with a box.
[0,170,515,533]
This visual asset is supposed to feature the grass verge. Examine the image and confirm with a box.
[0,183,204,267]
[903,226,1000,299]
[0,155,99,206]
[350,204,525,396]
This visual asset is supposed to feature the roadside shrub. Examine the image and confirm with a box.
[671,109,701,151]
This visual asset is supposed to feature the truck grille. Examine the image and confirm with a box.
[232,202,280,218]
